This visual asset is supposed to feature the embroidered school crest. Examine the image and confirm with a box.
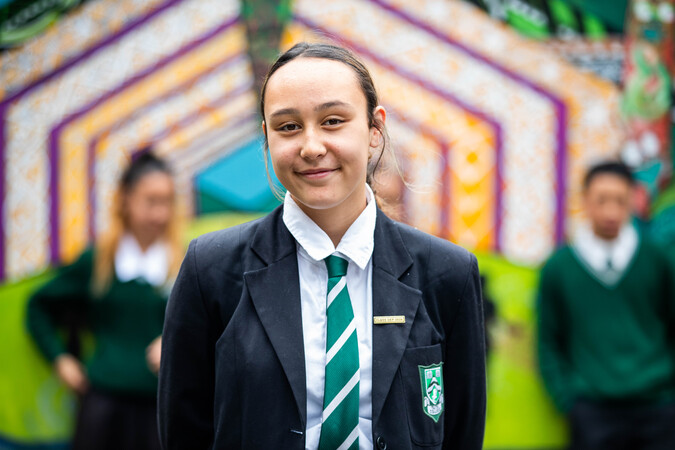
[418,363,444,422]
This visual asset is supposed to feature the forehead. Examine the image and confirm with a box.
[264,57,366,112]
[129,170,172,190]
[585,173,632,194]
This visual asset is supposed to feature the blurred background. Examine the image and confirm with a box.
[1,0,674,448]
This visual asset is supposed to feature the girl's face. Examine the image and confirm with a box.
[263,57,384,218]
[123,171,174,246]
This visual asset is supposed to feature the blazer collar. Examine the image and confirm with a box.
[371,210,420,428]
[247,206,419,431]
[250,206,411,271]
[250,206,296,265]
[246,206,307,425]
[372,208,414,277]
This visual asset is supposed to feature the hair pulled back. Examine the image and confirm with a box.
[260,42,389,191]
[119,150,173,196]
[93,149,182,296]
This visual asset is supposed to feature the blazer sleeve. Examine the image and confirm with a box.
[442,254,486,449]
[158,239,216,450]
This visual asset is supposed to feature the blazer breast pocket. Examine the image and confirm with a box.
[399,343,445,448]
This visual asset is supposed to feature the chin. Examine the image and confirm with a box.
[292,192,342,211]
[298,199,342,211]
[598,229,620,240]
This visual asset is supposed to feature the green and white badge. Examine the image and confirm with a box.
[418,363,444,422]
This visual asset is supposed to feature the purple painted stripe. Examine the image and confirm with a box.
[188,112,260,216]
[148,81,253,144]
[0,0,185,280]
[86,58,250,241]
[440,143,451,240]
[555,111,567,243]
[367,0,568,245]
[383,105,451,238]
[88,76,253,239]
[385,104,448,145]
[48,16,239,264]
[294,14,504,249]
[86,52,249,239]
[0,0,185,107]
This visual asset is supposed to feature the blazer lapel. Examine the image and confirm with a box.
[242,209,421,430]
[245,208,307,427]
[371,210,421,429]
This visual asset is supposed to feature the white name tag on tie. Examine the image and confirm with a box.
[373,315,405,325]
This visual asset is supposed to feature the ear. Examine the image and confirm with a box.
[369,106,386,148]
[261,120,267,139]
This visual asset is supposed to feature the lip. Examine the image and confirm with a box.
[297,168,338,179]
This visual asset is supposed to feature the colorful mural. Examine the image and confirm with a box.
[0,0,95,49]
[621,0,674,216]
[0,0,646,448]
[284,0,623,264]
[0,0,257,282]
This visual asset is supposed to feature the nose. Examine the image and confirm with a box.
[299,128,326,160]
[150,202,172,228]
[604,201,625,222]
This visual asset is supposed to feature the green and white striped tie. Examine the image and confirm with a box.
[319,255,360,450]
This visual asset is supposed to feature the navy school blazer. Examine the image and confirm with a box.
[158,206,486,449]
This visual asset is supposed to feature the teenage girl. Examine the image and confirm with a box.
[28,152,183,450]
[159,42,486,450]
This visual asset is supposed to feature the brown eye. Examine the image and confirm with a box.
[279,123,300,132]
[324,118,343,126]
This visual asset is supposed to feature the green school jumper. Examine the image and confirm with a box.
[27,249,168,397]
[537,239,675,413]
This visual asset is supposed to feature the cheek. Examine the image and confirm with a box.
[155,199,174,221]
[268,146,293,178]
[334,133,370,166]
[349,143,370,175]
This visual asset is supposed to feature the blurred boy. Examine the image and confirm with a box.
[537,161,675,450]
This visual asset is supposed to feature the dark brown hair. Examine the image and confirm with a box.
[583,160,635,190]
[260,42,389,189]
[92,149,183,295]
[120,149,173,194]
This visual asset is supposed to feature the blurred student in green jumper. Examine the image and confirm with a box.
[537,161,675,450]
[27,151,183,450]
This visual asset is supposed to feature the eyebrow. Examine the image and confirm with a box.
[268,101,353,119]
[315,100,351,112]
[269,108,299,119]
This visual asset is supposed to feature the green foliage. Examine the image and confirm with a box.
[0,272,75,443]
[186,211,266,242]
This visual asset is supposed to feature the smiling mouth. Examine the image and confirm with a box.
[297,168,337,178]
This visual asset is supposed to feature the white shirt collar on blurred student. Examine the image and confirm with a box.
[572,222,639,286]
[115,233,168,286]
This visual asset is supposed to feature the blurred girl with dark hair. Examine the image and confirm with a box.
[27,151,183,450]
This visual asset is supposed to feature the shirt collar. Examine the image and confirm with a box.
[282,184,377,270]
[572,222,639,273]
[115,233,169,286]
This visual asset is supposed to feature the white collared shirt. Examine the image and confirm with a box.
[282,185,376,450]
[114,233,169,287]
[572,222,639,287]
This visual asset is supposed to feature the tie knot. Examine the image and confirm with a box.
[325,255,348,278]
